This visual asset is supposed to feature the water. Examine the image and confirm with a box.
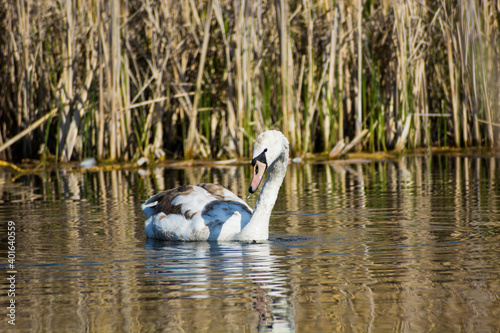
[1,155,500,332]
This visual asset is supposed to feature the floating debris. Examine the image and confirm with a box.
[137,157,148,167]
[80,158,97,169]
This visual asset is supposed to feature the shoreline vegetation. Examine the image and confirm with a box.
[1,146,498,175]
[0,0,499,165]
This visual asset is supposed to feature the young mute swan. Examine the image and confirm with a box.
[142,130,289,241]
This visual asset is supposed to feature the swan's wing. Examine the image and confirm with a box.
[197,183,252,211]
[142,185,190,219]
[142,184,253,241]
[201,200,253,240]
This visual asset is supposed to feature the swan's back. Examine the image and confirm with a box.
[143,184,253,241]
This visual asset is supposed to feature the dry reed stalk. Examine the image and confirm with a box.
[454,21,469,147]
[356,0,362,139]
[302,0,315,153]
[252,0,265,136]
[393,1,408,151]
[326,5,339,149]
[214,0,238,156]
[275,0,291,147]
[234,0,244,156]
[474,5,494,146]
[285,7,296,151]
[340,128,368,156]
[295,55,306,151]
[337,39,345,143]
[67,3,99,161]
[328,139,345,159]
[97,0,105,160]
[186,0,213,159]
[58,0,74,162]
[109,0,120,160]
[445,27,461,147]
[15,0,31,156]
[120,3,132,160]
[64,38,97,162]
[0,108,58,154]
[465,1,480,145]
[243,0,253,151]
[344,2,354,144]
[473,0,497,146]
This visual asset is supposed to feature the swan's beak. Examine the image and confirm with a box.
[249,161,267,193]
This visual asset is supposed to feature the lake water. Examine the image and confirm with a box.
[1,155,500,332]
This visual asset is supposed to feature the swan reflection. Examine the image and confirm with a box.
[144,239,295,332]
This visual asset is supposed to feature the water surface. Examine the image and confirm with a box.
[1,155,500,332]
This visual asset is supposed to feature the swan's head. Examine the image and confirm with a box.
[248,130,289,193]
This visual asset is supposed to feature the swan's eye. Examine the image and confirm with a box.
[264,148,268,153]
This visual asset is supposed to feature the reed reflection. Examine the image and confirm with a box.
[0,155,499,332]
[272,155,500,331]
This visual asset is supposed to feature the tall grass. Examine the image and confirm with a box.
[0,0,499,162]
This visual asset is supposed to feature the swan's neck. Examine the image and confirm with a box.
[237,149,288,241]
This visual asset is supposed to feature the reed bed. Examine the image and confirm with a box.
[0,0,498,162]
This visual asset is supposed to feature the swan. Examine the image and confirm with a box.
[142,130,289,242]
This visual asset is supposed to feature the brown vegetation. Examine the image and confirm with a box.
[0,0,498,162]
